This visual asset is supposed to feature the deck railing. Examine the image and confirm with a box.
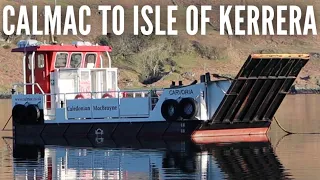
[11,83,165,120]
[12,83,45,94]
[55,90,162,120]
[12,88,163,120]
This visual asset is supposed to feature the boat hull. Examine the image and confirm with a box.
[11,54,308,143]
[13,120,270,144]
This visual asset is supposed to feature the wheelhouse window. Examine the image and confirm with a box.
[27,54,34,70]
[55,53,68,68]
[70,53,82,68]
[37,54,44,68]
[84,54,96,68]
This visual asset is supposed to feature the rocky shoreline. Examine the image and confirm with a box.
[0,93,11,99]
[292,89,320,94]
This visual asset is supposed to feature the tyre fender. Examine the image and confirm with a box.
[179,98,198,120]
[12,104,26,124]
[75,94,84,99]
[161,99,181,121]
[102,93,113,98]
[26,104,40,123]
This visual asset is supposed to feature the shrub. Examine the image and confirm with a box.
[192,41,224,60]
[98,33,192,84]
[137,47,166,84]
[96,35,109,46]
[2,44,11,49]
[166,36,192,55]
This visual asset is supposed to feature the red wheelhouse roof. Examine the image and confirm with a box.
[11,45,112,53]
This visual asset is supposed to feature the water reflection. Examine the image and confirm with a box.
[1,95,320,179]
[11,136,289,180]
[208,142,290,180]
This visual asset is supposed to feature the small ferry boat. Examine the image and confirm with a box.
[10,39,309,142]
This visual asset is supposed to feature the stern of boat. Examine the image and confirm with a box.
[11,94,46,128]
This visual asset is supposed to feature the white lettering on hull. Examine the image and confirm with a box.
[14,97,41,101]
[169,89,194,96]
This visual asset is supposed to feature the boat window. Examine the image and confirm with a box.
[107,70,117,91]
[27,54,34,70]
[84,54,96,68]
[55,53,68,68]
[37,54,44,68]
[70,53,82,68]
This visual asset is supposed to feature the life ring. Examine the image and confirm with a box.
[122,92,128,98]
[161,99,181,121]
[26,104,40,124]
[179,98,198,120]
[75,94,84,99]
[102,93,113,98]
[12,104,26,125]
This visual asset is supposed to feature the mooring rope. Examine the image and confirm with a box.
[2,137,13,155]
[2,115,12,131]
[274,116,320,135]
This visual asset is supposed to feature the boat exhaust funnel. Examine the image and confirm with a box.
[210,54,310,124]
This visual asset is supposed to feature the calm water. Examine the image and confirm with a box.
[0,94,320,180]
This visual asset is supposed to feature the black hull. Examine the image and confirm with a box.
[13,120,271,142]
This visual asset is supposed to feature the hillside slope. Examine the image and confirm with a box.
[0,0,320,92]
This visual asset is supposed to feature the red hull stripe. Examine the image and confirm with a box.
[192,127,269,138]
[192,127,269,144]
[192,134,269,144]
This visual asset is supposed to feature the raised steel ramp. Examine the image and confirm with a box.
[210,54,310,124]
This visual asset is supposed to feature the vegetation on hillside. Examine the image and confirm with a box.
[1,30,320,92]
[0,0,320,92]
[95,33,227,87]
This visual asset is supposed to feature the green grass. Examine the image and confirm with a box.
[172,52,198,68]
[162,72,181,81]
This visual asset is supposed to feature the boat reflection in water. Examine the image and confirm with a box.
[12,135,289,179]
